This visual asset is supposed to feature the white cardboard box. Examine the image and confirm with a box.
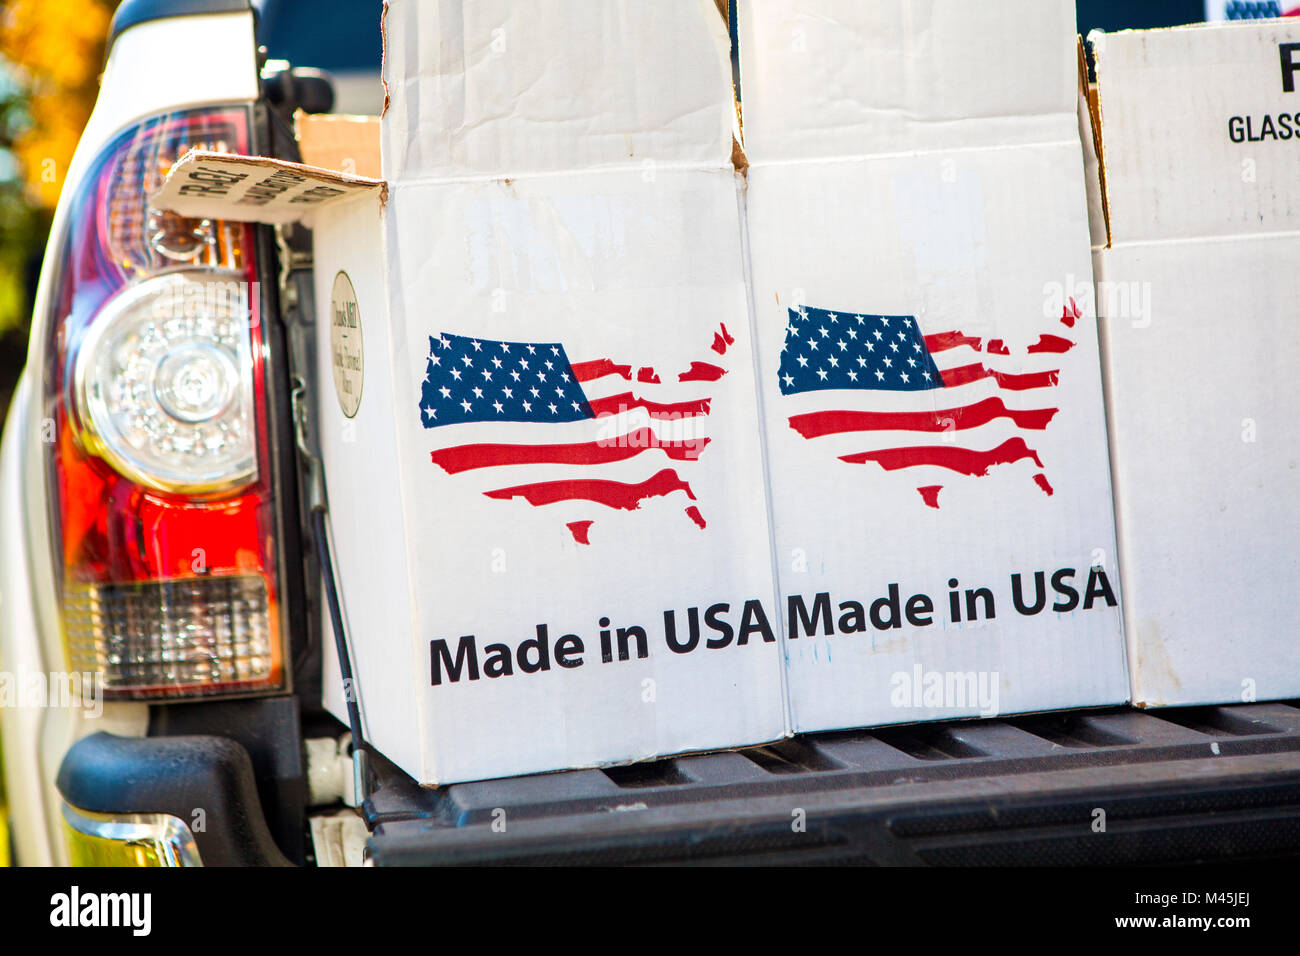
[1090,20,1300,707]
[155,0,1134,784]
[738,0,1128,731]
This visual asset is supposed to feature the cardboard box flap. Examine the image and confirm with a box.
[1092,20,1300,245]
[381,0,736,181]
[151,149,385,226]
[737,0,1080,163]
[296,113,382,180]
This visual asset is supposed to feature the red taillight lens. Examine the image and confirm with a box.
[44,107,284,699]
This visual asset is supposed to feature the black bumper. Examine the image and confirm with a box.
[56,731,292,867]
[362,703,1300,865]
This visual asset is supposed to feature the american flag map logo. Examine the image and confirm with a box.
[778,300,1080,509]
[418,326,735,544]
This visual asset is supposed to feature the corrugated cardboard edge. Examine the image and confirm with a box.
[731,134,748,176]
[380,0,391,118]
[1078,35,1111,248]
[718,0,749,176]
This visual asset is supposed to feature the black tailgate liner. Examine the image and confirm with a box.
[362,702,1300,865]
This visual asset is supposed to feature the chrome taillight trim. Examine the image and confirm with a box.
[69,268,259,497]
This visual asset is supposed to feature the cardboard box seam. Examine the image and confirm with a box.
[743,137,1084,172]
[732,171,792,740]
[388,157,743,189]
[1105,230,1300,250]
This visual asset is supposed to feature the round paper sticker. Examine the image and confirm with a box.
[329,270,363,418]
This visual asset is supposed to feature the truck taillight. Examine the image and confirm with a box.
[43,106,284,699]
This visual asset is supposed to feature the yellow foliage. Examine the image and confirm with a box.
[1,0,118,207]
